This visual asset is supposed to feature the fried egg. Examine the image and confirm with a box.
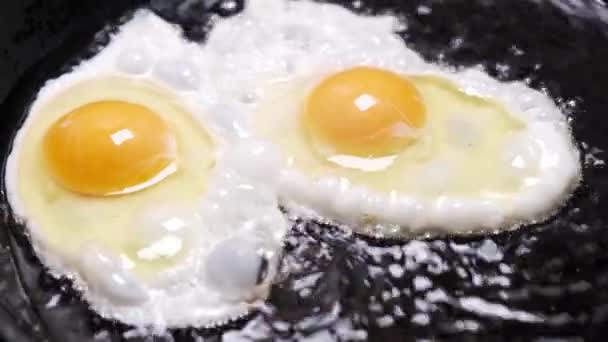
[4,0,582,331]
[5,12,287,328]
[203,0,580,236]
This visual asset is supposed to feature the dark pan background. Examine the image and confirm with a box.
[1,0,608,341]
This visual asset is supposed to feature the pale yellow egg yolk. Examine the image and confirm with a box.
[304,66,426,157]
[43,100,178,196]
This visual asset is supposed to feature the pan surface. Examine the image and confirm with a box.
[0,0,607,341]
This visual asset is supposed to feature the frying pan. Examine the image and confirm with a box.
[1,0,608,341]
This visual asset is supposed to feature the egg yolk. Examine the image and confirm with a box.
[304,66,426,157]
[43,101,178,196]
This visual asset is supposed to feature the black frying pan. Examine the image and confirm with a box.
[1,0,607,341]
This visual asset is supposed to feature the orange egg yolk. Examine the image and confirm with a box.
[43,100,178,196]
[304,66,426,157]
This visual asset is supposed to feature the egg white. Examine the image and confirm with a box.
[201,0,580,236]
[5,12,287,329]
[4,0,582,330]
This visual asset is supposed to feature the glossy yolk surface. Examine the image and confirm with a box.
[43,100,177,196]
[304,66,426,157]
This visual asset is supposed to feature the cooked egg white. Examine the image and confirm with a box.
[5,12,287,329]
[4,0,581,331]
[204,0,580,236]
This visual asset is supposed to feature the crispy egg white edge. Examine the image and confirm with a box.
[5,11,288,329]
[204,0,581,236]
